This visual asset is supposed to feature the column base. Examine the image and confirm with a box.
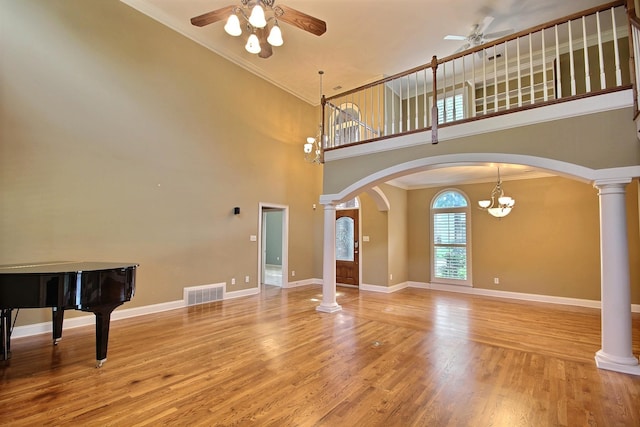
[316,303,342,313]
[595,350,640,375]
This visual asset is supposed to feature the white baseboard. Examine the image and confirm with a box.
[12,281,637,340]
[408,281,640,312]
[360,282,409,293]
[11,286,258,339]
[284,278,321,288]
[11,299,185,339]
[225,287,259,299]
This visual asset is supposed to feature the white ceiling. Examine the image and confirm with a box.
[119,0,604,187]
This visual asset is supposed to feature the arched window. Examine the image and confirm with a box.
[331,102,361,146]
[430,189,472,286]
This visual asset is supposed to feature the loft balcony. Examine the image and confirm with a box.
[320,0,638,171]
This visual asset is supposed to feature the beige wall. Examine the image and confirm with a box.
[360,192,388,286]
[406,177,640,302]
[322,107,640,195]
[0,0,323,325]
[381,184,408,285]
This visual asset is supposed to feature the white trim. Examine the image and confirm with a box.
[430,189,472,286]
[360,282,409,293]
[284,278,321,288]
[407,281,640,312]
[258,203,289,289]
[324,89,633,162]
[11,285,260,339]
[11,299,184,339]
[118,0,317,105]
[320,155,640,205]
[11,284,639,340]
[225,287,259,300]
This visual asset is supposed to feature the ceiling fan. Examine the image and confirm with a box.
[190,0,326,59]
[444,16,513,54]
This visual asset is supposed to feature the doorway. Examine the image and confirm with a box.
[336,208,359,286]
[259,204,288,288]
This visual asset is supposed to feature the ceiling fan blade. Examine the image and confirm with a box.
[477,15,495,35]
[483,29,514,40]
[256,27,273,59]
[444,35,467,41]
[454,43,471,53]
[191,5,235,27]
[276,5,326,36]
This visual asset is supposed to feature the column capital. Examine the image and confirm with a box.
[593,177,632,189]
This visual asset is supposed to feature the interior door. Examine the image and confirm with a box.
[335,209,359,286]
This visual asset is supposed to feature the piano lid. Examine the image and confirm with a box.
[0,262,139,274]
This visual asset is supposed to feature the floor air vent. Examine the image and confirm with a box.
[184,283,225,306]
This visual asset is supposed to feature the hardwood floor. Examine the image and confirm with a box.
[1,286,639,426]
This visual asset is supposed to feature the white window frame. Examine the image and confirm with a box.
[430,189,472,286]
[429,85,468,126]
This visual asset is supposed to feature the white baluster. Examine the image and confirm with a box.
[493,45,498,112]
[542,29,548,102]
[596,11,605,90]
[611,7,622,86]
[582,16,591,93]
[414,72,419,130]
[505,41,510,109]
[517,37,522,107]
[569,20,576,95]
[529,36,534,104]
[555,25,562,98]
[482,50,487,114]
[472,52,477,117]
[423,68,428,127]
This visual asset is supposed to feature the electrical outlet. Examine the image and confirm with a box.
[245,276,249,283]
[390,273,393,280]
[494,277,499,285]
[291,270,296,277]
[231,278,236,285]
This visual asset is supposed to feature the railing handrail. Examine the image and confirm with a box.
[325,0,626,105]
[322,0,633,157]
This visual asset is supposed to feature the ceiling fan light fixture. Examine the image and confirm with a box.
[245,33,261,54]
[224,13,242,36]
[248,3,267,28]
[267,22,283,46]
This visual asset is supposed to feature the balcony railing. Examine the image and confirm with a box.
[322,0,632,153]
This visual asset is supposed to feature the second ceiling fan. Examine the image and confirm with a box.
[444,16,513,54]
[191,0,327,59]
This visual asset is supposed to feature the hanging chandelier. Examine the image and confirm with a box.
[304,71,325,164]
[478,167,515,217]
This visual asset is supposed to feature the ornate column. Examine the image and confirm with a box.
[593,179,640,375]
[317,202,342,313]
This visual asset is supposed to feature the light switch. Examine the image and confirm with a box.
[363,235,370,242]
[250,235,257,241]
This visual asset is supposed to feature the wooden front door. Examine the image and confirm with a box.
[335,209,359,286]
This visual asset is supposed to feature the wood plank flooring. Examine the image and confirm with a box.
[1,286,639,426]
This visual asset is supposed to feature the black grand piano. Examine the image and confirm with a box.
[0,262,137,367]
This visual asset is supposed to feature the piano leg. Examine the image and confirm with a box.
[1,309,11,361]
[92,304,121,368]
[52,307,64,345]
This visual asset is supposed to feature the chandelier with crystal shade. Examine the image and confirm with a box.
[478,168,515,217]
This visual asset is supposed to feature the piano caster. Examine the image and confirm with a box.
[53,338,62,345]
[96,358,107,368]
